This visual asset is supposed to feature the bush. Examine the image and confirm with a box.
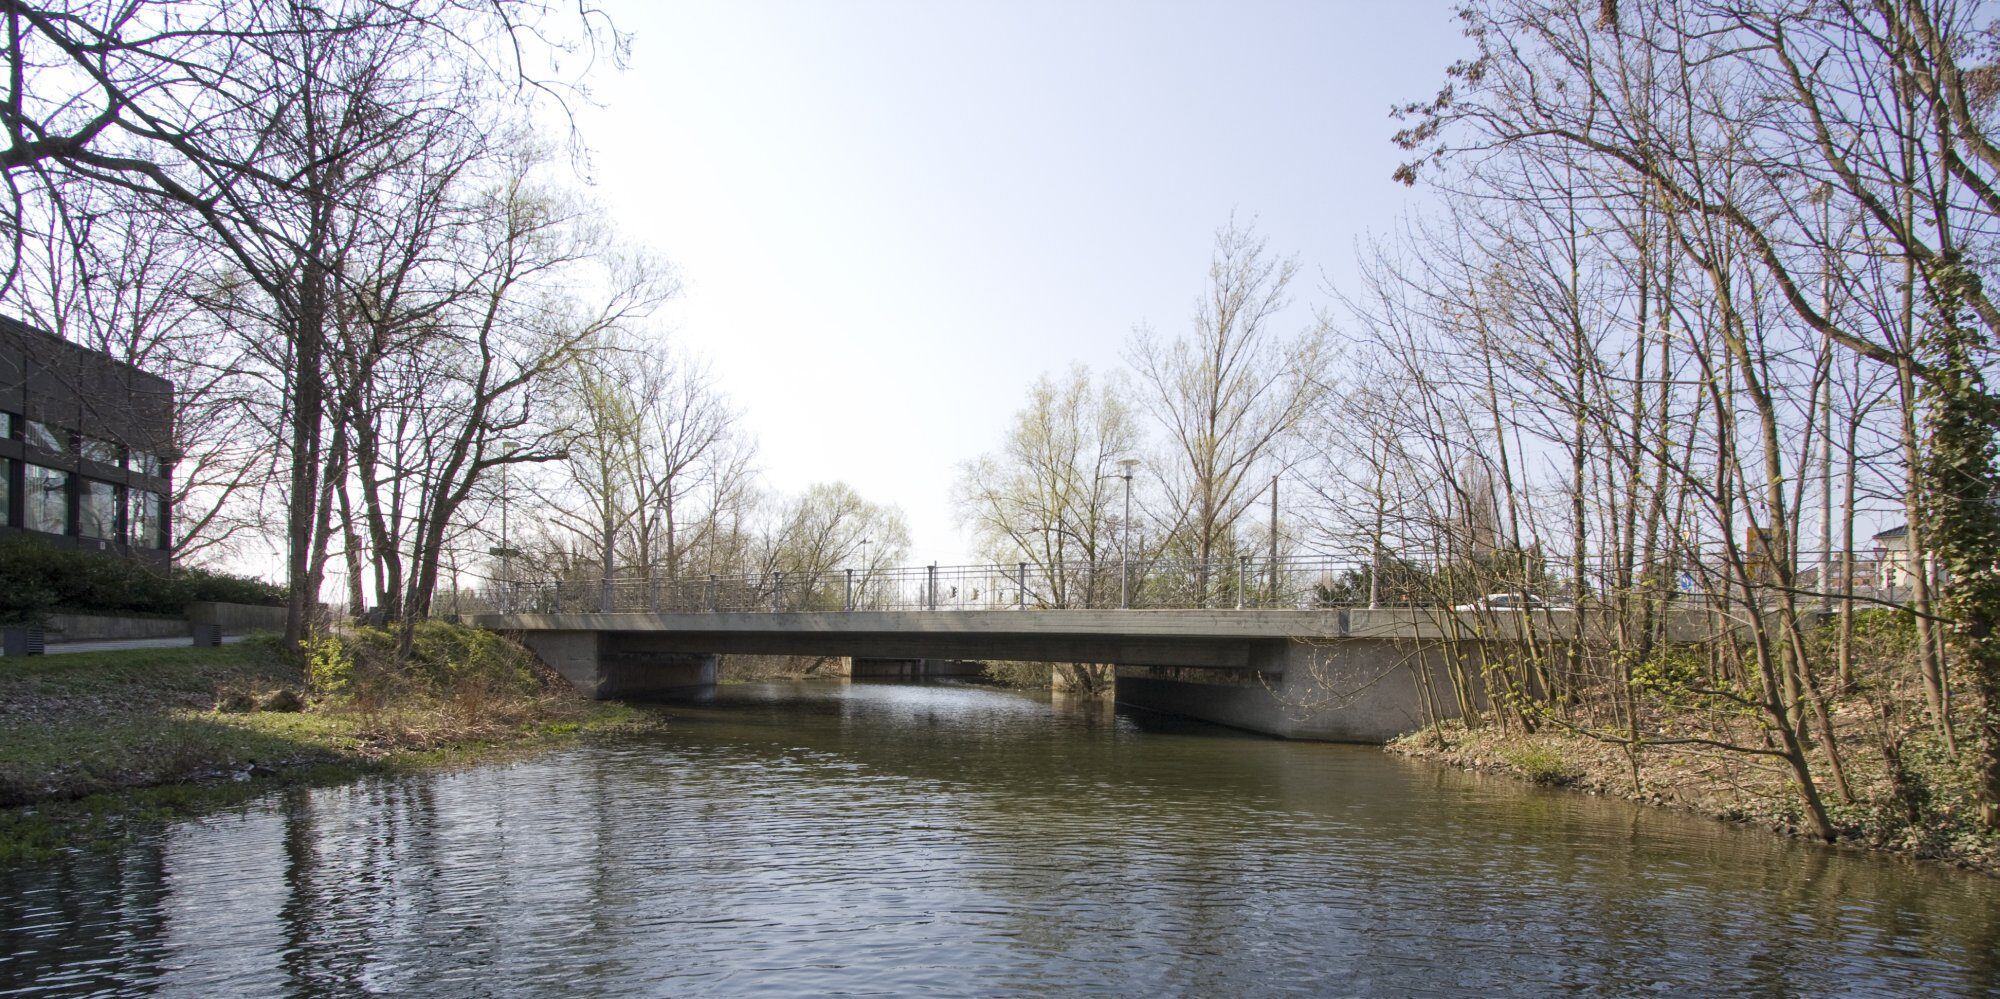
[304,620,538,705]
[303,633,353,699]
[1500,742,1580,786]
[983,660,1051,687]
[0,539,284,623]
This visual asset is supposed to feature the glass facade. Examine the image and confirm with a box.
[129,489,165,549]
[78,479,118,539]
[24,464,68,534]
[24,420,63,453]
[3,413,165,551]
[79,436,120,466]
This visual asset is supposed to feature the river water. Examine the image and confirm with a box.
[3,680,1997,996]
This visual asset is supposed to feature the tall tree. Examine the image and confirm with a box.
[954,366,1139,608]
[1128,218,1327,604]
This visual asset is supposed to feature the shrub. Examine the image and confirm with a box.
[0,539,284,623]
[983,660,1051,687]
[1501,743,1580,786]
[306,620,537,705]
[303,633,354,699]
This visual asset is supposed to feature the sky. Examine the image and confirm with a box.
[566,1,1470,563]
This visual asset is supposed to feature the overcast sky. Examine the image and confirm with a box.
[567,1,1470,563]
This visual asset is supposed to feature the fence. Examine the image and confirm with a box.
[476,555,1372,614]
[462,549,1919,616]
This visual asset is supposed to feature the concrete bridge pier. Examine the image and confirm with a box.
[517,631,719,700]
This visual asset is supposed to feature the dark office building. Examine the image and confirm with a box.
[0,314,173,562]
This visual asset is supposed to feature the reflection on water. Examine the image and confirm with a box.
[3,679,1997,996]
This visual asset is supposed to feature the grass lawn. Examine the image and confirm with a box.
[0,639,649,861]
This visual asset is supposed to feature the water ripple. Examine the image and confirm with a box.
[3,679,1998,996]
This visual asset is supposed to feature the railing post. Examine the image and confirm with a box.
[1017,562,1027,609]
[927,563,938,610]
[845,568,855,611]
[707,574,718,613]
[772,571,783,612]
[1237,555,1249,609]
[650,577,661,613]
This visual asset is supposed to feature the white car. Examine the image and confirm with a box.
[1452,592,1548,612]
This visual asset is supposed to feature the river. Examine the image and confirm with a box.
[3,680,1997,996]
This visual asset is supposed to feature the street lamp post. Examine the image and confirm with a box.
[501,454,512,606]
[855,538,872,609]
[486,442,521,611]
[1117,458,1139,609]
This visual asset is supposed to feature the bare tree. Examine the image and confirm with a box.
[954,365,1140,608]
[1128,218,1329,604]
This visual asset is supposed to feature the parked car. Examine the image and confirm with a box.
[1452,592,1550,612]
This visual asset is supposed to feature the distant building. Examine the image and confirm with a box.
[1871,523,1918,593]
[1795,553,1889,595]
[0,314,173,562]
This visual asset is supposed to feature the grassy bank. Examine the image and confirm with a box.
[0,631,650,862]
[1389,721,2000,875]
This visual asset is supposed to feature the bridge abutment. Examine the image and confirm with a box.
[516,630,719,700]
[1114,637,1479,741]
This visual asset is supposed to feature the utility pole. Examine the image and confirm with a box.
[855,538,872,609]
[502,460,511,611]
[1269,473,1279,606]
[488,442,520,612]
[1119,457,1139,608]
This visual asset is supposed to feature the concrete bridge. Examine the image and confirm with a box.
[469,607,1516,741]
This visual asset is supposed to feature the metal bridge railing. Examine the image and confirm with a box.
[471,555,1379,615]
[462,548,1917,616]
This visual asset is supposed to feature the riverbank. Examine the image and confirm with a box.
[1388,722,2000,875]
[0,635,651,861]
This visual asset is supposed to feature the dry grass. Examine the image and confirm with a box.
[0,631,647,811]
[1392,701,2000,874]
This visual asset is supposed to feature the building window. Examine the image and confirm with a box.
[0,412,14,438]
[0,457,10,524]
[78,479,118,540]
[24,464,68,534]
[24,420,63,453]
[130,449,162,477]
[130,489,165,550]
[79,436,120,467]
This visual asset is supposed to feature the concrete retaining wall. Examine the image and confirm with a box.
[186,601,287,634]
[44,613,186,642]
[41,601,284,644]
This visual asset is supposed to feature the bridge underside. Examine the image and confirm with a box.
[483,610,1490,742]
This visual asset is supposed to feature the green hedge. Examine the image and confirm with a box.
[0,540,285,624]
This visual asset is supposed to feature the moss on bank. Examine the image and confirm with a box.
[0,633,654,863]
[1389,723,2000,875]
